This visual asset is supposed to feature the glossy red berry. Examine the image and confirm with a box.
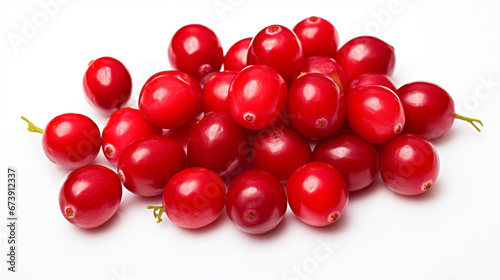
[300,56,349,92]
[346,85,405,144]
[350,73,396,93]
[380,133,440,196]
[396,81,483,139]
[202,70,238,114]
[293,16,339,58]
[224,37,252,72]
[102,107,161,166]
[336,36,396,81]
[226,170,287,234]
[163,167,226,229]
[117,135,186,197]
[59,165,122,229]
[247,24,304,85]
[313,135,379,192]
[187,111,248,177]
[83,57,132,113]
[168,24,224,81]
[22,113,101,169]
[251,127,311,182]
[287,73,346,139]
[286,161,348,227]
[228,64,288,130]
[139,71,202,129]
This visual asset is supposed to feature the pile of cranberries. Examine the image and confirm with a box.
[23,16,482,233]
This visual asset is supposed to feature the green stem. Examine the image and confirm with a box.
[455,114,483,132]
[21,116,44,134]
[146,205,165,223]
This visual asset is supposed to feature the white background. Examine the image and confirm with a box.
[1,0,500,279]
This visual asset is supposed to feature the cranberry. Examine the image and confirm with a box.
[162,167,226,229]
[22,114,101,169]
[251,127,311,182]
[117,135,185,197]
[349,73,397,93]
[293,16,339,58]
[396,81,483,139]
[224,37,252,72]
[187,111,248,177]
[226,170,287,234]
[59,165,122,229]
[139,71,202,129]
[300,56,349,92]
[102,107,161,166]
[380,133,440,196]
[202,70,238,114]
[287,73,346,139]
[168,24,224,81]
[228,64,288,130]
[83,57,132,114]
[346,85,405,144]
[247,24,304,85]
[313,135,379,192]
[286,161,348,227]
[336,36,396,81]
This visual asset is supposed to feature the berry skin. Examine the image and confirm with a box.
[336,36,396,81]
[83,57,132,114]
[349,73,396,94]
[293,16,339,58]
[187,111,248,177]
[247,24,304,85]
[22,113,101,169]
[251,127,312,182]
[396,81,483,139]
[168,24,224,81]
[287,73,346,139]
[117,135,186,197]
[380,133,440,196]
[228,64,288,130]
[286,161,349,227]
[162,167,226,229]
[139,71,202,129]
[313,135,379,192]
[102,107,161,166]
[224,37,252,72]
[300,56,349,92]
[202,70,238,114]
[346,85,405,144]
[59,165,122,229]
[163,119,198,157]
[226,170,287,234]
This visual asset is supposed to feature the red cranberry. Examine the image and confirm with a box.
[336,36,396,81]
[224,37,252,72]
[313,135,379,192]
[226,170,287,234]
[247,24,304,85]
[168,24,224,81]
[300,56,349,92]
[117,135,186,197]
[83,57,132,114]
[139,71,202,129]
[293,16,339,58]
[59,165,122,229]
